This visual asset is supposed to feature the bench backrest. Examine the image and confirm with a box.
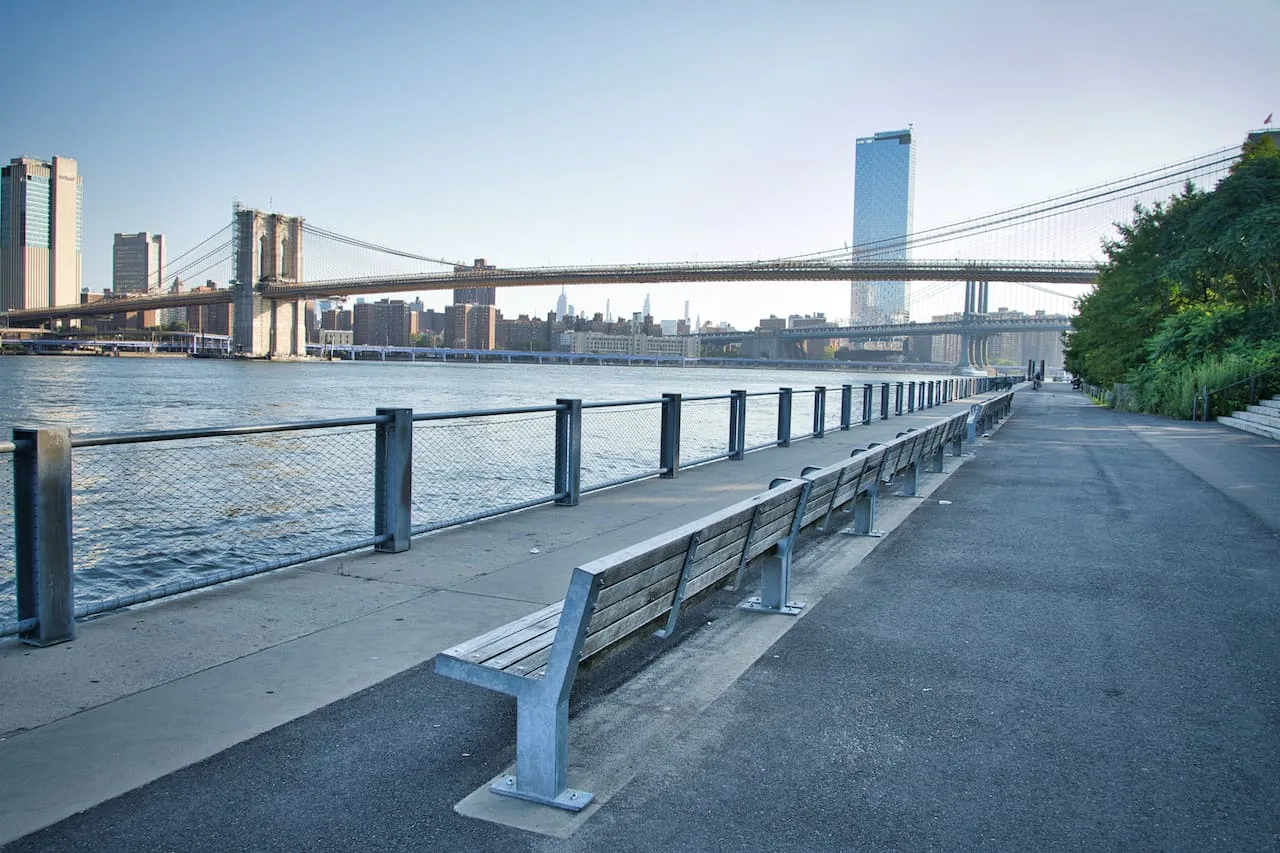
[512,478,811,683]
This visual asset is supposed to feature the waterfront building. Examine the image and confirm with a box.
[558,330,699,358]
[468,304,497,350]
[112,232,165,295]
[352,298,411,347]
[851,129,915,326]
[1,155,82,313]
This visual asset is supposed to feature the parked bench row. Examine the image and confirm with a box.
[435,391,1015,810]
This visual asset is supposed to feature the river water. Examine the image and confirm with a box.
[0,355,951,621]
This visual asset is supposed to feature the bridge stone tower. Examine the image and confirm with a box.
[231,204,307,357]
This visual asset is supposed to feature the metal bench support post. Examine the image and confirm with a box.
[14,428,75,646]
[968,403,982,441]
[928,443,945,473]
[900,460,920,497]
[375,408,413,553]
[491,570,601,811]
[845,481,881,537]
[742,481,810,616]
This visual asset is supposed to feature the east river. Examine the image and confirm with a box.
[0,354,952,621]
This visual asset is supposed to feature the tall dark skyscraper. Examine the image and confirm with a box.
[851,128,915,325]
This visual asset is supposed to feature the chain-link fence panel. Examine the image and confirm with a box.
[680,397,732,467]
[825,389,846,433]
[411,411,557,531]
[581,403,661,491]
[743,393,780,452]
[0,452,14,626]
[70,426,377,609]
[791,390,817,442]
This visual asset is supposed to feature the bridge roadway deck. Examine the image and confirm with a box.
[7,387,1280,850]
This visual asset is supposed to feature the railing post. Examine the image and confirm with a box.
[555,398,582,505]
[660,393,682,478]
[907,381,916,413]
[777,388,793,447]
[840,384,853,430]
[14,427,75,646]
[813,386,826,438]
[862,383,874,425]
[894,382,904,416]
[879,383,890,420]
[728,390,746,460]
[374,408,413,553]
[926,382,934,408]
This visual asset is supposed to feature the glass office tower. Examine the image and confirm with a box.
[1,155,82,312]
[851,129,915,325]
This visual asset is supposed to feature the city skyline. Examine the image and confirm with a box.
[5,0,1277,328]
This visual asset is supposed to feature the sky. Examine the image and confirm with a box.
[5,0,1277,329]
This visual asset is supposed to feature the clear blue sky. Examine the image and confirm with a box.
[6,0,1277,327]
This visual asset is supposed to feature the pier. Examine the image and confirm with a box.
[4,386,1279,850]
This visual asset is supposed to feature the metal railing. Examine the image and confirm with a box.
[1192,364,1280,421]
[2,377,997,644]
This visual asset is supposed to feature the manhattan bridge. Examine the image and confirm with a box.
[0,143,1241,367]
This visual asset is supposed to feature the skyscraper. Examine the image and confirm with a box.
[851,129,915,325]
[112,232,166,295]
[1,155,83,312]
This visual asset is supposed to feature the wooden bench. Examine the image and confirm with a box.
[793,409,972,537]
[435,477,812,811]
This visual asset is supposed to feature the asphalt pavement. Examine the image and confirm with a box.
[6,387,1278,852]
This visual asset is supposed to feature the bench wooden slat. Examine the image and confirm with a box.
[439,601,563,662]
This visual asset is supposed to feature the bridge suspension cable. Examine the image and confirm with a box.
[298,223,466,269]
[772,143,1240,264]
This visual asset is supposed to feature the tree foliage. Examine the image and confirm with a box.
[1065,133,1280,414]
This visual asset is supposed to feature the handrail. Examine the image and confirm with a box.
[1195,363,1280,421]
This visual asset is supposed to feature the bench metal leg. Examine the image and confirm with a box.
[842,484,882,537]
[927,445,944,474]
[490,687,594,811]
[898,460,920,497]
[741,549,804,615]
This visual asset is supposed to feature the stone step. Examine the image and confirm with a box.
[1239,407,1280,429]
[1257,397,1280,411]
[1217,415,1280,441]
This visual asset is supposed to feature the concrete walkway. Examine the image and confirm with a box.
[0,392,987,846]
[7,387,1279,851]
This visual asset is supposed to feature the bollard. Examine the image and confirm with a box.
[777,388,793,447]
[14,428,76,645]
[813,386,826,438]
[840,384,853,430]
[728,390,746,460]
[554,399,582,505]
[375,408,413,553]
[660,393,682,478]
